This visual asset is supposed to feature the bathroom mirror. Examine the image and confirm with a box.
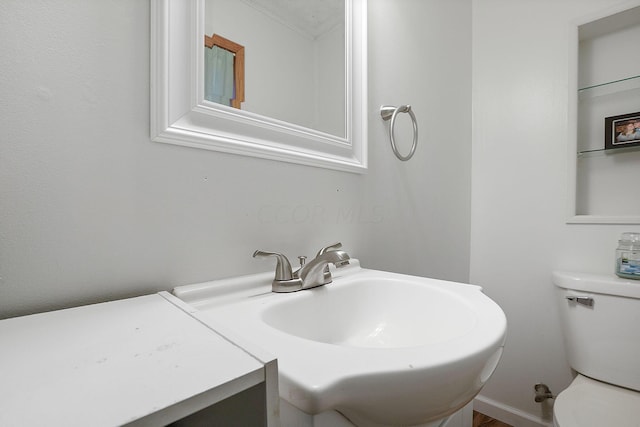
[151,0,367,173]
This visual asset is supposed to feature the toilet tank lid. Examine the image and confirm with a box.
[553,271,640,299]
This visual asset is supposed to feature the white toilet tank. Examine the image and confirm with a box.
[553,271,640,392]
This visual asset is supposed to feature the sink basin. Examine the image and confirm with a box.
[262,278,477,349]
[173,260,506,427]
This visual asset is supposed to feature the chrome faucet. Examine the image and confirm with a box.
[296,248,350,289]
[252,250,303,292]
[315,242,343,283]
[253,243,350,292]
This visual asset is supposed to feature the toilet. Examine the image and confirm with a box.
[552,271,640,427]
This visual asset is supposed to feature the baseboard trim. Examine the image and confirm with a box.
[473,395,553,427]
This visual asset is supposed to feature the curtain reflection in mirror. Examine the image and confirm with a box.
[204,34,245,109]
[205,46,234,106]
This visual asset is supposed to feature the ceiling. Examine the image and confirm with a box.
[242,0,344,39]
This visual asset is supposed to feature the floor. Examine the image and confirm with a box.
[473,411,513,427]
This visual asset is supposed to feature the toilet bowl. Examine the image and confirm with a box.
[552,271,640,427]
[553,375,640,427]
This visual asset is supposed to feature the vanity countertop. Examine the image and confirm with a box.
[0,292,277,426]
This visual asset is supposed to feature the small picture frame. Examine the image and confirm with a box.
[605,111,640,150]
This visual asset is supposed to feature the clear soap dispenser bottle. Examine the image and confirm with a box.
[616,232,640,280]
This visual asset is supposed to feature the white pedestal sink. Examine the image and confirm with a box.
[173,260,506,427]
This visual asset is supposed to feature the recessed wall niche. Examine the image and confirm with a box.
[572,3,640,223]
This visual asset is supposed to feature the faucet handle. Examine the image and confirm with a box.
[316,242,342,256]
[252,250,294,280]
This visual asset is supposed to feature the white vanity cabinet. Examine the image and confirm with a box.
[0,292,278,426]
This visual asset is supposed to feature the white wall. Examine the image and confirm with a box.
[471,0,640,425]
[0,0,472,336]
[365,0,472,283]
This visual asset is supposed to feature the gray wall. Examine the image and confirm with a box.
[0,0,472,323]
[471,0,640,424]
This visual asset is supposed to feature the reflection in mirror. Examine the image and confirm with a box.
[204,0,346,137]
[204,34,245,109]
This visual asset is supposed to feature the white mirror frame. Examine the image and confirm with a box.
[151,0,367,173]
[566,0,640,224]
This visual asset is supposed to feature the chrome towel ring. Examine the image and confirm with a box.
[380,105,418,161]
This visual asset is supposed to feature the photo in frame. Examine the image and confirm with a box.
[605,111,640,150]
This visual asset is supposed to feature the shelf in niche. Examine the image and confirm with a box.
[571,2,640,224]
[577,74,640,154]
[578,143,640,157]
[578,74,640,100]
